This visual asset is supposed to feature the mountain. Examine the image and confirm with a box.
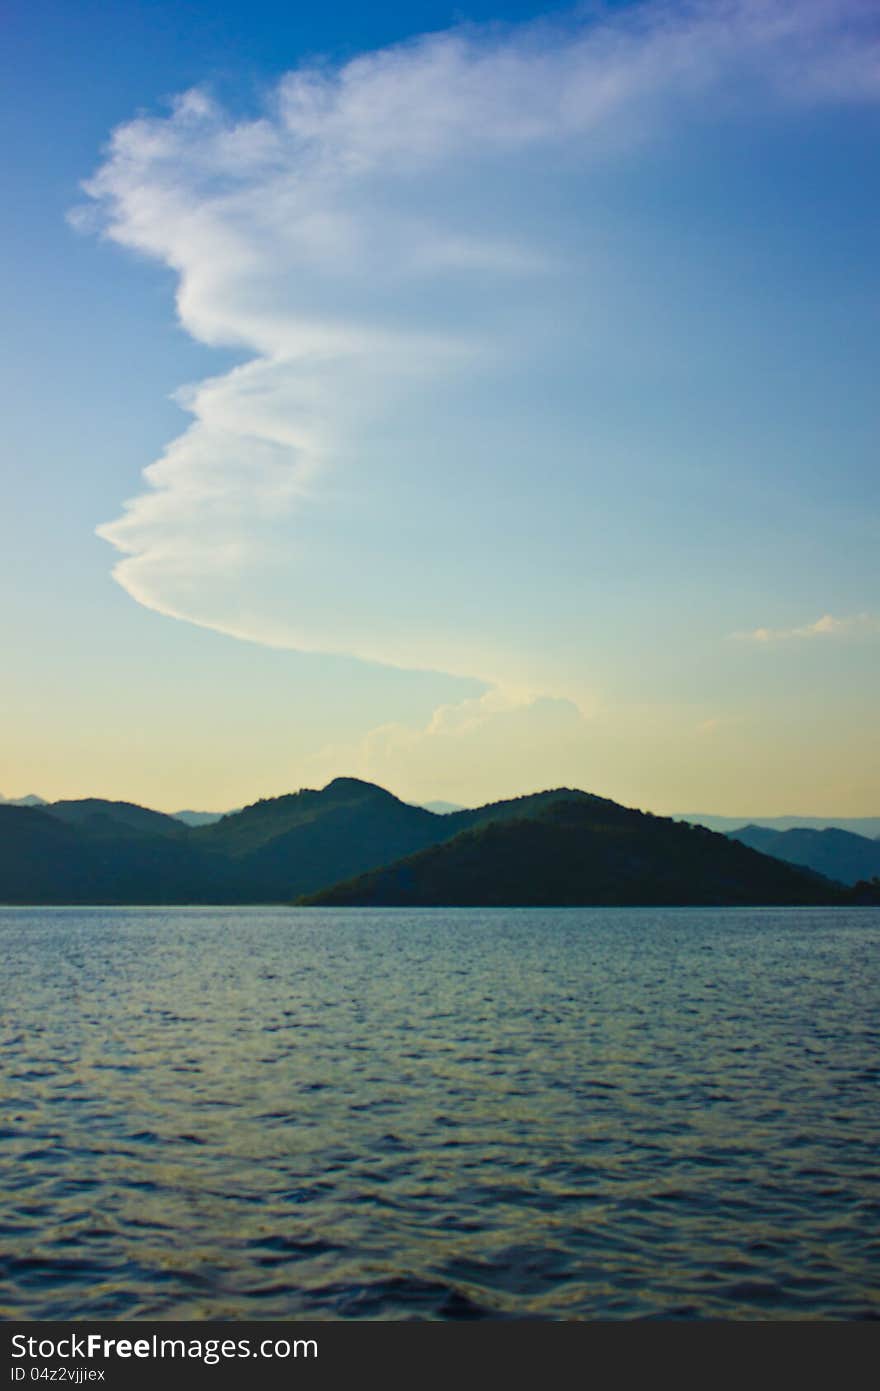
[0,778,598,905]
[3,777,870,907]
[0,805,247,905]
[0,793,47,807]
[418,800,464,814]
[45,798,184,838]
[186,777,450,897]
[185,778,599,900]
[300,797,846,907]
[729,824,880,887]
[172,809,232,827]
[677,812,880,838]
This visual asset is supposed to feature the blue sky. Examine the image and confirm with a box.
[2,1,879,813]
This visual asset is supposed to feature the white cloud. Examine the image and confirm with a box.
[80,0,880,692]
[735,613,880,643]
[303,689,592,804]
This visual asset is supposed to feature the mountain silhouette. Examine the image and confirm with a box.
[1,779,605,904]
[46,798,184,838]
[2,778,869,907]
[0,805,244,904]
[299,796,847,907]
[676,812,880,838]
[729,824,880,886]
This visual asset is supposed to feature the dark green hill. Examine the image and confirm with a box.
[192,778,605,853]
[1,779,858,907]
[0,807,88,902]
[45,798,184,839]
[191,777,431,855]
[300,798,846,907]
[0,779,594,904]
[0,805,246,904]
[729,824,880,887]
[188,778,596,900]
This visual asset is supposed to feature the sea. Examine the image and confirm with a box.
[1,906,878,1321]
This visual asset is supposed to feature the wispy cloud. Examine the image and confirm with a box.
[78,0,880,690]
[735,613,880,643]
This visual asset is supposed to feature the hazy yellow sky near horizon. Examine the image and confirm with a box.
[3,599,878,816]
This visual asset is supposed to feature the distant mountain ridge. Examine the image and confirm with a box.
[172,809,231,827]
[677,812,880,839]
[6,794,878,837]
[2,779,877,907]
[0,779,609,905]
[1,795,467,825]
[728,825,880,886]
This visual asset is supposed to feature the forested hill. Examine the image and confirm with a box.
[300,797,849,908]
[1,777,870,906]
[0,778,605,904]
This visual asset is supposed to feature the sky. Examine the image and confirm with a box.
[2,0,878,815]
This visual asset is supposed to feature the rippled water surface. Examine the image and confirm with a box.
[1,906,878,1320]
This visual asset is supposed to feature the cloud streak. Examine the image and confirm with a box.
[80,0,880,692]
[736,613,880,644]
